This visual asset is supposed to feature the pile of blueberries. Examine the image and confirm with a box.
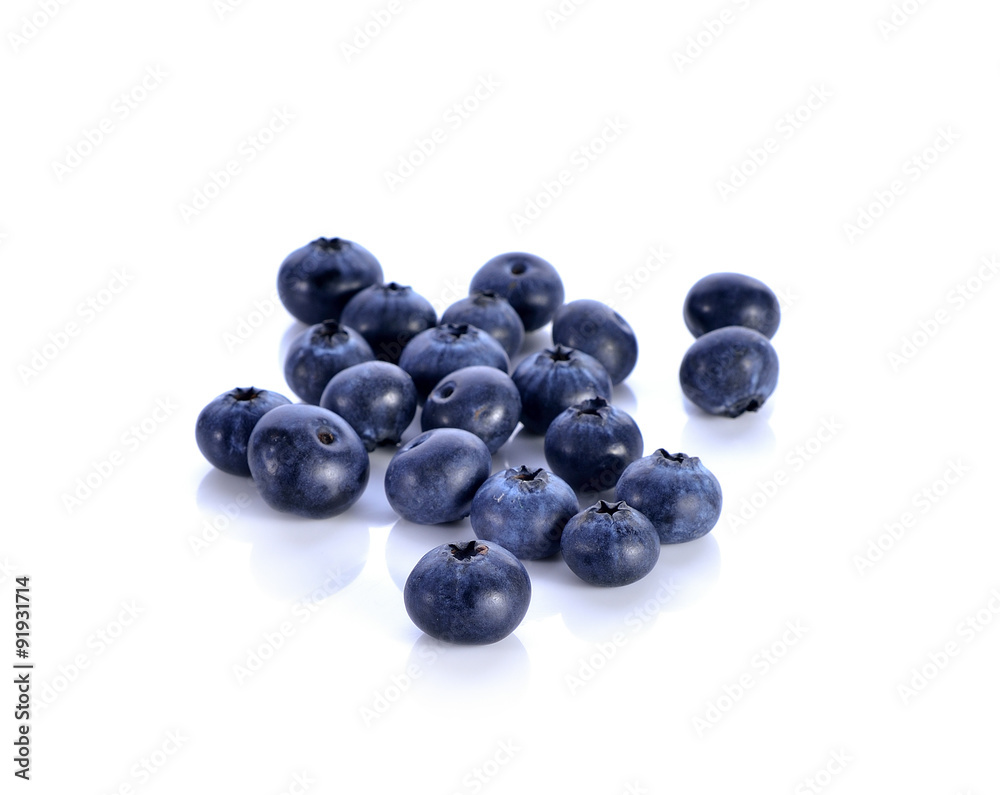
[196,238,781,645]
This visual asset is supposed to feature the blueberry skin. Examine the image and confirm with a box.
[470,466,579,560]
[319,361,418,451]
[384,428,492,524]
[511,345,613,435]
[679,326,779,417]
[441,291,525,359]
[403,540,531,645]
[560,500,660,587]
[283,320,375,405]
[468,252,565,332]
[195,387,291,476]
[340,282,437,365]
[552,299,638,385]
[616,449,722,544]
[397,323,510,401]
[544,397,643,493]
[683,272,781,339]
[247,404,370,518]
[277,237,383,325]
[421,366,522,454]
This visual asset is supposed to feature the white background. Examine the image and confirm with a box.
[4,0,999,792]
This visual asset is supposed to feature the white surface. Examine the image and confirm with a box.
[4,1,999,792]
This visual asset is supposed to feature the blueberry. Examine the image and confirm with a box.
[544,397,643,493]
[340,282,437,365]
[247,404,370,518]
[468,252,565,332]
[397,323,510,401]
[615,449,722,544]
[511,345,613,435]
[679,326,779,417]
[277,237,383,325]
[195,387,291,476]
[403,540,531,645]
[318,361,418,451]
[384,428,492,524]
[440,290,525,359]
[421,366,522,454]
[683,272,781,339]
[470,466,579,560]
[552,299,638,385]
[560,500,660,587]
[283,319,374,405]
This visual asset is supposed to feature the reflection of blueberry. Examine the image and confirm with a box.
[384,429,491,524]
[277,237,383,325]
[319,361,417,451]
[470,466,579,560]
[560,500,659,587]
[340,282,437,365]
[679,326,778,417]
[512,345,612,435]
[398,323,510,401]
[195,387,291,476]
[247,404,369,519]
[683,272,781,339]
[616,449,722,544]
[552,299,638,385]
[404,540,531,645]
[283,320,374,404]
[469,252,564,332]
[441,291,525,358]
[421,366,521,454]
[544,397,643,493]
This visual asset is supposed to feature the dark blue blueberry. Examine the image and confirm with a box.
[403,540,531,645]
[319,361,418,451]
[511,345,613,435]
[616,449,722,544]
[683,272,781,339]
[470,466,579,560]
[679,326,779,417]
[277,237,383,325]
[397,323,510,401]
[544,397,643,493]
[468,252,564,332]
[195,386,291,476]
[384,428,492,524]
[340,282,437,365]
[421,366,521,454]
[560,500,660,587]
[283,319,374,405]
[440,291,525,359]
[247,404,370,518]
[552,299,638,385]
